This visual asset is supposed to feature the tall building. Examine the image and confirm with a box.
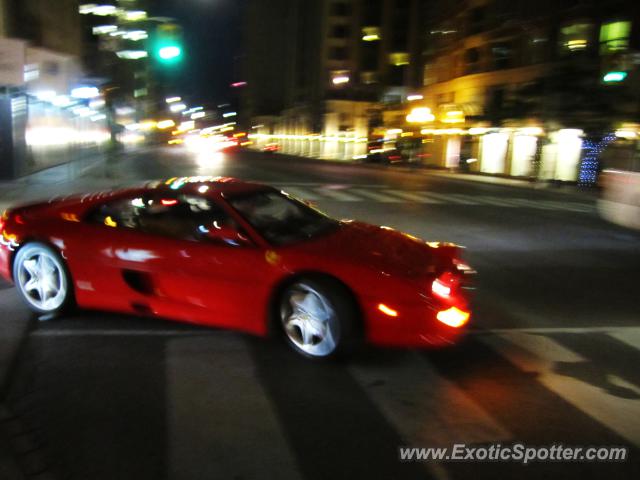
[0,0,108,178]
[244,0,426,159]
[410,0,640,182]
[5,0,82,56]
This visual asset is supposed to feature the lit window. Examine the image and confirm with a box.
[331,70,350,85]
[389,52,410,66]
[362,26,381,42]
[559,23,592,53]
[599,21,631,54]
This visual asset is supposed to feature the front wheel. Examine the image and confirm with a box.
[280,278,358,359]
[13,242,73,315]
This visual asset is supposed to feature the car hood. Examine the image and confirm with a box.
[292,220,457,279]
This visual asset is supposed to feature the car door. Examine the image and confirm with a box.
[74,192,270,332]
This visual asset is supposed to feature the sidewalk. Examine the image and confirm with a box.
[0,151,130,212]
[0,154,124,479]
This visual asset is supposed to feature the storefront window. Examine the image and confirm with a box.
[559,23,592,53]
[599,21,631,54]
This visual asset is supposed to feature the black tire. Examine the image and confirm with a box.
[279,277,359,360]
[13,242,74,317]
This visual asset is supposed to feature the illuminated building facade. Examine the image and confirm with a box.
[244,0,426,159]
[0,0,110,178]
[413,0,640,182]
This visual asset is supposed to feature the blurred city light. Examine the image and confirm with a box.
[223,112,237,118]
[52,96,74,108]
[122,30,148,41]
[362,27,381,42]
[71,86,101,99]
[170,103,187,113]
[159,46,182,60]
[442,110,465,124]
[406,107,435,123]
[603,71,628,83]
[116,50,148,60]
[407,94,423,101]
[92,25,118,35]
[332,75,349,85]
[166,97,182,104]
[79,4,118,16]
[35,90,57,102]
[122,10,147,21]
[157,120,176,130]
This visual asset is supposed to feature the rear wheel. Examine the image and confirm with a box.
[279,278,357,359]
[13,242,72,316]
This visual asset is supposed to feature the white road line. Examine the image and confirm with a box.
[477,326,640,335]
[279,186,320,200]
[349,351,509,480]
[472,196,517,207]
[607,329,640,351]
[32,326,640,338]
[540,200,595,213]
[384,190,442,203]
[496,198,550,209]
[481,331,640,447]
[315,188,360,202]
[411,192,474,205]
[350,188,403,203]
[31,328,209,337]
[167,336,302,480]
[438,194,480,205]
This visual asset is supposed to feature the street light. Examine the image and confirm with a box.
[406,107,435,124]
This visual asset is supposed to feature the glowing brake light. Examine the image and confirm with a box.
[378,303,398,317]
[436,307,470,328]
[161,199,179,206]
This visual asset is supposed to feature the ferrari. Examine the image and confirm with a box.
[0,176,474,359]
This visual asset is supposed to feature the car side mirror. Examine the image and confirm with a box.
[205,225,251,247]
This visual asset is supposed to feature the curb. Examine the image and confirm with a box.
[247,149,598,200]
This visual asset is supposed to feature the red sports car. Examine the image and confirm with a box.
[0,177,474,359]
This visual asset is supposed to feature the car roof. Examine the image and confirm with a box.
[145,176,274,197]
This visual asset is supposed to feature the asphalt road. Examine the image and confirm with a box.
[2,146,639,479]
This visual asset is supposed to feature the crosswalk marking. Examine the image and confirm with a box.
[385,190,442,203]
[350,188,403,203]
[481,331,640,447]
[608,329,640,351]
[28,320,640,459]
[280,186,320,200]
[167,336,302,480]
[315,187,360,202]
[270,183,595,213]
[473,196,518,207]
[348,351,510,448]
[421,192,476,205]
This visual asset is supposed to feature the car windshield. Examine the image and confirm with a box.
[228,190,338,246]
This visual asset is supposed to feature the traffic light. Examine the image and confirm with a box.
[152,23,184,65]
[603,71,627,83]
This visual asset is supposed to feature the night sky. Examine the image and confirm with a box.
[154,0,245,105]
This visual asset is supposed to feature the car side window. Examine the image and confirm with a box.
[88,194,245,244]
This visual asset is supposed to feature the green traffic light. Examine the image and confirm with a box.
[603,71,627,83]
[153,23,184,64]
[159,46,182,60]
